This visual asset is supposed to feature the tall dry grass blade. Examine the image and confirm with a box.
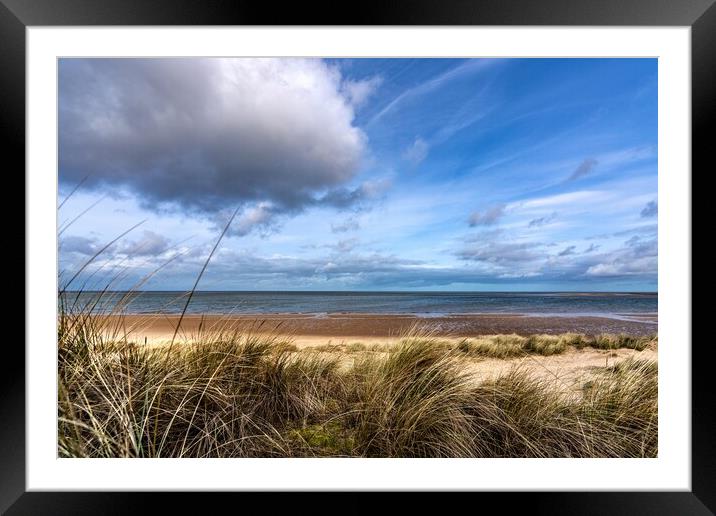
[58,175,88,210]
[59,195,107,237]
[168,207,240,350]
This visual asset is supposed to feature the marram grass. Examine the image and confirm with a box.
[456,332,655,358]
[58,312,657,458]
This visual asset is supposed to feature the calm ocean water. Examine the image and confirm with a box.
[62,291,657,317]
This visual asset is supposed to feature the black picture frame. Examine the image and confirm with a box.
[3,0,710,513]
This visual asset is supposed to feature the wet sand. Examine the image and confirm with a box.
[99,312,657,345]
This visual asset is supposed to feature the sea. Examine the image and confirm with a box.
[62,291,657,319]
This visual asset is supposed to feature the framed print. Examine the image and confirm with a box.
[4,0,711,512]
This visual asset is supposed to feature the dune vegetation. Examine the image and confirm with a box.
[58,307,657,458]
[455,332,655,358]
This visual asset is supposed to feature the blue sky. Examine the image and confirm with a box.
[58,58,657,291]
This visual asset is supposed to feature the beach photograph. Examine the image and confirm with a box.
[58,57,658,459]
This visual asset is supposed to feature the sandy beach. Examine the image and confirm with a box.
[100,312,657,344]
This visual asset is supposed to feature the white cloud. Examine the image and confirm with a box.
[518,191,606,210]
[120,230,172,256]
[60,235,100,256]
[585,236,657,277]
[225,203,278,237]
[342,76,383,107]
[402,137,430,165]
[586,259,655,276]
[60,58,368,222]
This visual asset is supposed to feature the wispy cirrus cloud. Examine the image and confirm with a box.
[367,59,498,126]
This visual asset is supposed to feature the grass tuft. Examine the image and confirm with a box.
[454,332,654,358]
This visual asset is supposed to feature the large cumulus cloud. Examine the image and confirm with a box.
[59,58,374,232]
